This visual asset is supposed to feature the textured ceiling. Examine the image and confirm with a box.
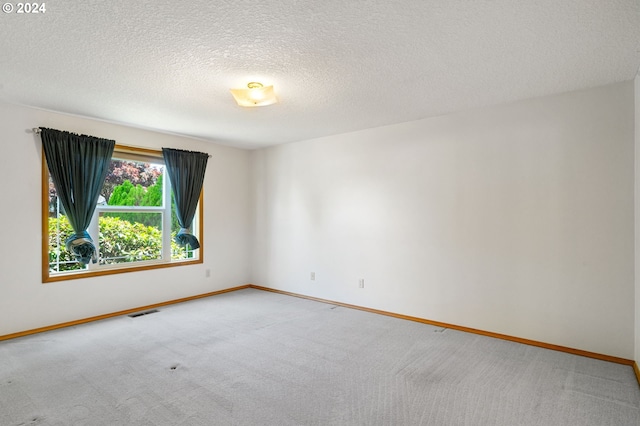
[1,1,639,149]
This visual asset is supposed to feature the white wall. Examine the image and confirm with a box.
[252,82,636,359]
[2,82,636,361]
[635,74,640,364]
[0,102,252,336]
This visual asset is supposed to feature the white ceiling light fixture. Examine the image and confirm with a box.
[230,82,278,107]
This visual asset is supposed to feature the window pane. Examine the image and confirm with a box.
[171,196,198,260]
[99,212,163,264]
[102,160,163,206]
[48,182,87,273]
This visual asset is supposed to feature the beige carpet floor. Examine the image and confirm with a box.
[1,288,638,425]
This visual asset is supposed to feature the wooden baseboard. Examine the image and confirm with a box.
[0,284,250,341]
[248,285,637,369]
[2,282,639,389]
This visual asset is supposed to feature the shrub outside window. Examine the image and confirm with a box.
[43,145,202,282]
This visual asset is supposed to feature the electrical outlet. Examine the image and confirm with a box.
[359,278,365,288]
[311,272,315,281]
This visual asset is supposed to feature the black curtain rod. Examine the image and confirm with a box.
[32,128,212,157]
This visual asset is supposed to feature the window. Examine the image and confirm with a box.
[43,145,203,282]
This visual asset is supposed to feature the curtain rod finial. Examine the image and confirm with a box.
[32,127,41,134]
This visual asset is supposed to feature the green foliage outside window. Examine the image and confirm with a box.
[48,161,195,274]
[103,175,164,228]
[99,215,163,263]
[103,175,180,230]
[48,156,196,273]
[49,215,192,272]
[48,215,85,272]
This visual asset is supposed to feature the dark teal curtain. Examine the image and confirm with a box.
[162,148,209,249]
[41,128,115,265]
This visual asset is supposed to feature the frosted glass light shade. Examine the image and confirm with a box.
[230,82,277,107]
